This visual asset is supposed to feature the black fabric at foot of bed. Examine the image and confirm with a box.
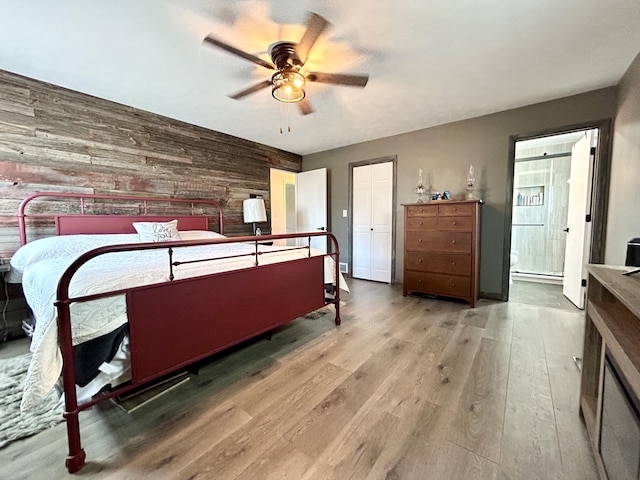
[72,325,128,387]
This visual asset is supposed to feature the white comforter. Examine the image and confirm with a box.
[11,233,345,411]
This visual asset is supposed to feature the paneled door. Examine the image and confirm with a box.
[352,161,393,282]
[563,131,595,308]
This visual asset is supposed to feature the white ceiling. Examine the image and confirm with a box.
[1,1,639,156]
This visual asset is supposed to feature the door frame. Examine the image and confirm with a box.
[348,155,398,283]
[502,118,613,301]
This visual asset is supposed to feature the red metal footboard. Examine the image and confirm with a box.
[53,232,341,473]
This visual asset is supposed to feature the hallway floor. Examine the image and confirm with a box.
[508,280,579,311]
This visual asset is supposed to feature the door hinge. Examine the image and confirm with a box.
[581,279,587,287]
[590,146,596,156]
[585,214,591,222]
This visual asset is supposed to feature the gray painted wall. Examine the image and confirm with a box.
[303,88,618,298]
[607,51,640,264]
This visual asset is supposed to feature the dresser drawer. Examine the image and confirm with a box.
[437,215,473,232]
[438,203,474,217]
[406,216,437,230]
[405,271,471,298]
[405,251,471,275]
[405,231,471,252]
[406,205,437,217]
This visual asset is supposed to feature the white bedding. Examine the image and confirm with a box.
[11,232,347,411]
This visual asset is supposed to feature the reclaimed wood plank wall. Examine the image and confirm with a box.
[0,69,302,259]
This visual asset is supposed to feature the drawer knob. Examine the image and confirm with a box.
[451,240,456,245]
[451,262,456,266]
[419,238,423,243]
[453,208,458,211]
[452,221,457,225]
[418,259,423,263]
[419,221,423,225]
[418,279,423,283]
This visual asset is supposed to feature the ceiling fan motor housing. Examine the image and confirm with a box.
[269,41,302,69]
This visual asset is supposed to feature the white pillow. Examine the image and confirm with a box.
[178,230,226,241]
[132,220,181,243]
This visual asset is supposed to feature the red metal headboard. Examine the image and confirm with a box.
[17,192,224,245]
[55,215,209,236]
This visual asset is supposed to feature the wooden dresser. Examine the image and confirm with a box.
[402,200,481,307]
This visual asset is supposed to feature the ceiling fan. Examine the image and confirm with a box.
[202,12,369,115]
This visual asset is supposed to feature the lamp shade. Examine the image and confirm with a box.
[243,198,267,223]
[272,70,306,103]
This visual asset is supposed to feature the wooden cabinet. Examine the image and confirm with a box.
[402,200,481,307]
[580,265,640,480]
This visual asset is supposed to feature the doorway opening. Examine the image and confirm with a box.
[503,119,612,308]
[269,167,329,252]
[269,168,297,246]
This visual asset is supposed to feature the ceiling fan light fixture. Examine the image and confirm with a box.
[203,13,368,115]
[272,70,306,103]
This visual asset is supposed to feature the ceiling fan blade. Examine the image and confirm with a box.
[306,72,369,87]
[295,12,330,65]
[297,98,313,115]
[229,80,272,100]
[203,35,276,70]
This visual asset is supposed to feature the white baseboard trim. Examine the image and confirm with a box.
[512,272,563,285]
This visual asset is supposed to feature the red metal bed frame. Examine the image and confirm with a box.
[16,192,341,473]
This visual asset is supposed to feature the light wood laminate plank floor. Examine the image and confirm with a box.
[508,280,578,311]
[1,279,597,479]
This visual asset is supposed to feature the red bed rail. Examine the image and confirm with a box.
[17,192,224,245]
[53,232,340,473]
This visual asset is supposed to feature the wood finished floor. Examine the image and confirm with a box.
[0,279,598,480]
[508,280,578,311]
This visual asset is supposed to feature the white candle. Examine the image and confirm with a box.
[418,168,423,186]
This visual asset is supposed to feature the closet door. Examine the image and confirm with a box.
[370,162,393,282]
[352,162,393,283]
[352,165,373,279]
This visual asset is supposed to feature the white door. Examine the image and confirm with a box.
[562,132,594,308]
[296,168,328,253]
[352,165,373,279]
[352,162,393,283]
